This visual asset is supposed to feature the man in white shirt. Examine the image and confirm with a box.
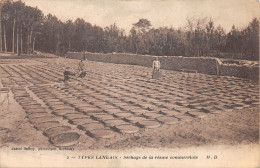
[152,56,161,79]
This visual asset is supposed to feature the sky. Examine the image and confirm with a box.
[22,0,260,33]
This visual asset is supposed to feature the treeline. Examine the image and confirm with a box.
[1,1,259,60]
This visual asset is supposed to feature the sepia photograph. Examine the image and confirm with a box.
[0,0,259,167]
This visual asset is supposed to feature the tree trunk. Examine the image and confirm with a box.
[56,32,60,55]
[29,28,33,54]
[3,25,7,52]
[0,3,2,52]
[12,18,16,53]
[0,23,2,52]
[32,36,35,53]
[17,28,19,55]
[27,27,30,54]
[68,41,71,52]
[20,29,23,55]
[135,42,138,54]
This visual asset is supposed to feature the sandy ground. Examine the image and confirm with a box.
[0,57,259,151]
[1,97,258,150]
[0,91,52,148]
[104,106,259,149]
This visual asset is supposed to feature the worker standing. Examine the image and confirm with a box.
[152,56,161,79]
